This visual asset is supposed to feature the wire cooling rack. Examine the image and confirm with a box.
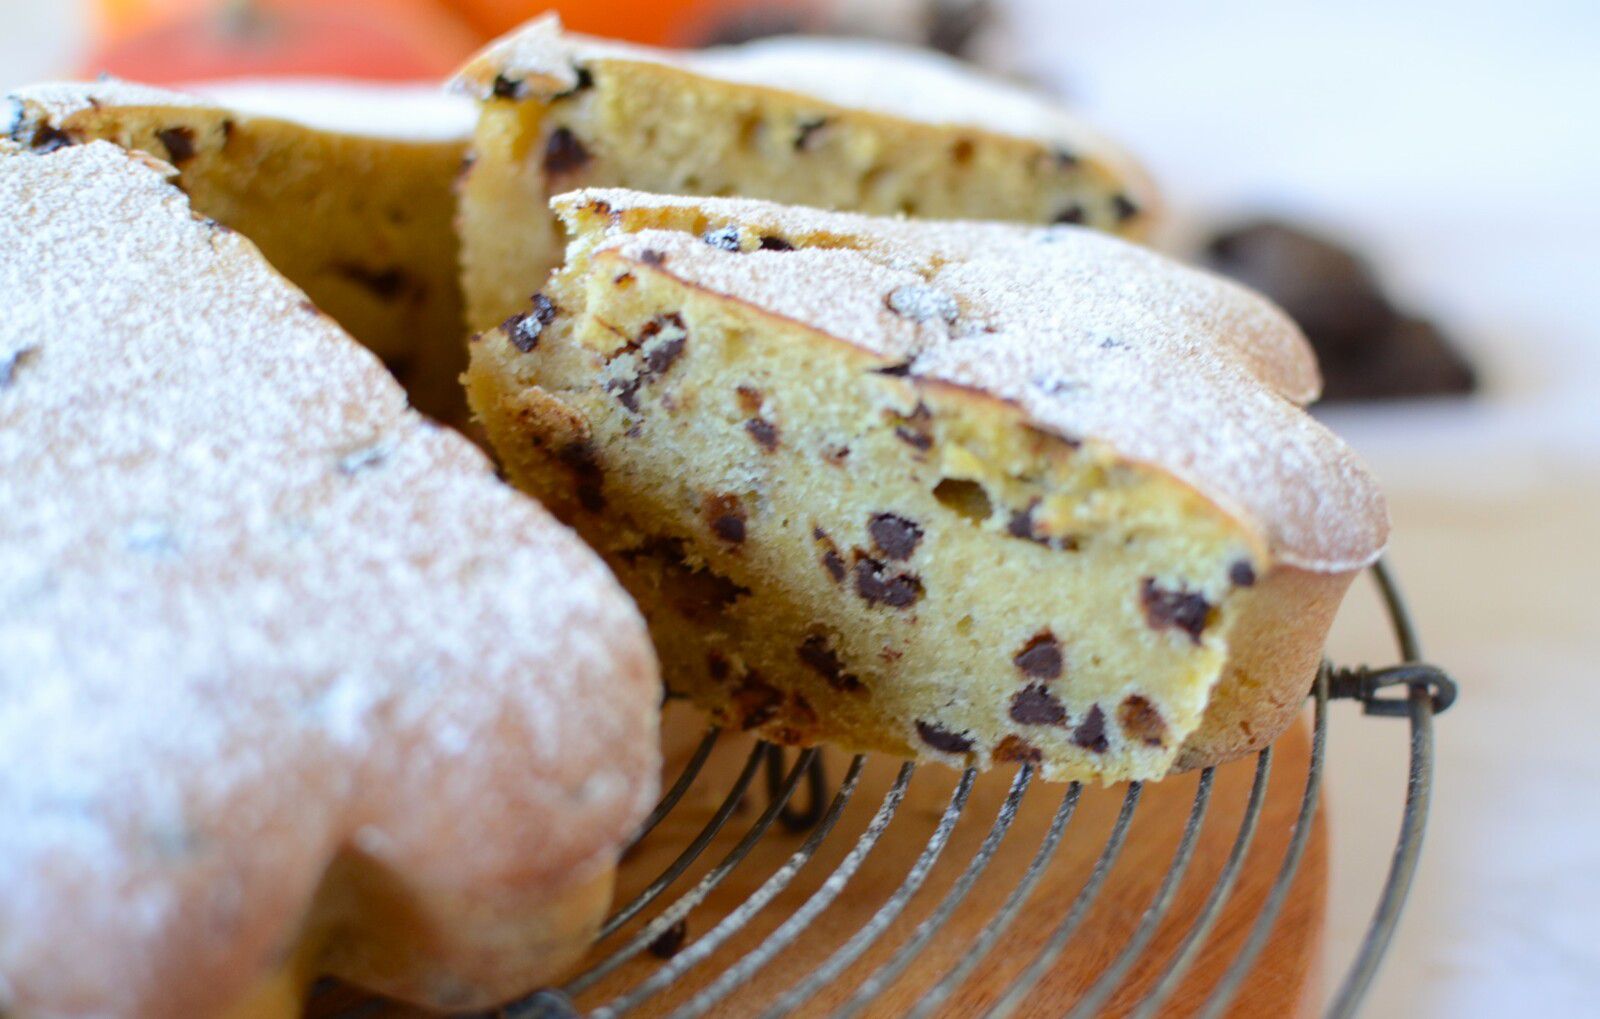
[329,559,1455,1018]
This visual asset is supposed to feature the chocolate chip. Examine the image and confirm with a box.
[702,494,747,545]
[1052,147,1079,168]
[795,116,828,151]
[639,249,667,267]
[1053,204,1085,225]
[733,672,783,729]
[1118,696,1167,747]
[334,263,414,302]
[25,123,74,153]
[1009,684,1067,726]
[758,234,795,251]
[607,375,643,412]
[557,443,604,512]
[915,720,973,754]
[875,361,915,377]
[868,513,923,561]
[703,225,744,252]
[1112,194,1140,222]
[1230,560,1257,587]
[553,65,594,100]
[886,284,959,325]
[542,126,591,175]
[1140,578,1212,644]
[814,528,847,582]
[893,403,934,451]
[745,417,779,451]
[797,633,863,692]
[1007,505,1050,546]
[503,293,558,352]
[644,332,687,374]
[707,651,730,682]
[490,73,527,100]
[153,125,196,164]
[1012,631,1063,680]
[853,558,923,609]
[1073,705,1109,754]
[648,919,687,959]
[992,735,1043,764]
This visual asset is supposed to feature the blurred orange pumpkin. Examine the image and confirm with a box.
[442,0,745,45]
[83,0,485,82]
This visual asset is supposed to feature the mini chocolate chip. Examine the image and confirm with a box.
[822,549,846,582]
[1073,705,1109,753]
[704,494,746,545]
[789,692,819,727]
[1112,194,1140,222]
[220,119,235,144]
[758,234,795,251]
[875,361,915,377]
[1054,204,1085,225]
[992,735,1043,765]
[155,126,196,164]
[795,116,828,150]
[868,513,923,561]
[707,651,730,682]
[733,672,783,729]
[1007,505,1050,546]
[736,386,764,413]
[745,417,779,451]
[0,345,37,390]
[1118,696,1167,747]
[1230,560,1258,587]
[558,443,604,512]
[542,126,591,175]
[1010,684,1067,726]
[894,403,934,451]
[606,375,643,412]
[639,249,667,267]
[503,293,558,352]
[26,123,74,153]
[915,720,973,754]
[797,633,863,692]
[553,65,594,100]
[648,919,687,959]
[702,225,743,252]
[644,333,686,374]
[490,73,526,99]
[1140,578,1212,644]
[886,284,959,325]
[853,557,923,609]
[1012,631,1063,680]
[1053,147,1079,168]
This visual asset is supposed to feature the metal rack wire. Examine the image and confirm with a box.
[334,559,1456,1018]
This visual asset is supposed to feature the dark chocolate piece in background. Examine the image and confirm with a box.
[1204,220,1477,402]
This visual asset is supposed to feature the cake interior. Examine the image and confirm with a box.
[460,57,1145,330]
[470,205,1266,783]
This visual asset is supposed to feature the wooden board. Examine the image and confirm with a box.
[314,712,1325,1017]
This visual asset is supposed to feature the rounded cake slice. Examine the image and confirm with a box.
[450,13,1158,331]
[0,142,658,1017]
[467,189,1388,784]
[6,77,472,422]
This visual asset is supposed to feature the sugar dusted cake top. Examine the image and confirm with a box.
[554,188,1389,573]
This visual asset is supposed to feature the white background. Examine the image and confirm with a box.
[4,1,1597,1014]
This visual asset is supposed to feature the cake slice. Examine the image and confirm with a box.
[6,78,472,421]
[466,190,1388,783]
[450,14,1158,331]
[0,141,658,1017]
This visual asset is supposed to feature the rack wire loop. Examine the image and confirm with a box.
[1328,663,1458,716]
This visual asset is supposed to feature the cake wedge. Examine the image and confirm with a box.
[466,189,1389,783]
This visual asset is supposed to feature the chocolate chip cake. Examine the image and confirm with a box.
[0,141,659,1017]
[450,14,1157,331]
[5,78,472,421]
[467,190,1389,783]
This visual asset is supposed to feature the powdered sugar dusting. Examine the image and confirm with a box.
[452,15,1153,205]
[556,188,1387,572]
[0,142,658,1014]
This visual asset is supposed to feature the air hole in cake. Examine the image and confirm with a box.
[736,111,763,150]
[954,614,974,637]
[932,478,992,523]
[155,126,196,165]
[758,234,795,251]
